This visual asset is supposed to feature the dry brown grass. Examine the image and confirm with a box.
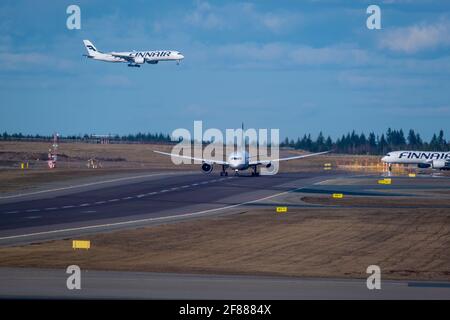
[0,141,367,193]
[301,196,450,207]
[0,207,449,281]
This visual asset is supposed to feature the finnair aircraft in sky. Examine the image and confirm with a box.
[83,40,184,67]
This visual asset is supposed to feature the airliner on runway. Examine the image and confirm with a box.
[155,149,329,176]
[82,40,184,67]
[155,125,329,176]
[382,151,450,170]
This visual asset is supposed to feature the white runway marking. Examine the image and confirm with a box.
[0,176,234,215]
[0,172,181,200]
[0,183,305,242]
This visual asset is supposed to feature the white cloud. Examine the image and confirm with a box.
[214,42,372,67]
[379,20,450,53]
[184,1,301,33]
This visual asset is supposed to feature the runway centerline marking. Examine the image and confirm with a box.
[0,172,184,200]
[0,176,234,215]
[0,180,309,242]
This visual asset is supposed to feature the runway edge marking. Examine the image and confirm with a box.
[0,181,310,241]
[0,172,185,200]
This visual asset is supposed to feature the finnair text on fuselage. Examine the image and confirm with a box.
[398,152,450,160]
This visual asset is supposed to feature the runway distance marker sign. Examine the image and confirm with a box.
[378,178,392,185]
[72,240,91,250]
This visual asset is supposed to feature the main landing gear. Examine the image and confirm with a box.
[251,166,260,176]
[220,165,228,176]
[128,63,141,68]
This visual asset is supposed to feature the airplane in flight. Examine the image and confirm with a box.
[381,151,450,171]
[154,125,329,176]
[82,40,184,67]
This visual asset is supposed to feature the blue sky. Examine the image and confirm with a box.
[0,0,449,140]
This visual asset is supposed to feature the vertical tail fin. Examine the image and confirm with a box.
[83,40,99,57]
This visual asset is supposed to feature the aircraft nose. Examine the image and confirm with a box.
[179,54,184,60]
[381,156,387,162]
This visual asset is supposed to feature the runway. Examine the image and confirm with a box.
[1,267,449,299]
[0,171,339,246]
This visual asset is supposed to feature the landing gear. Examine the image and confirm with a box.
[234,169,239,176]
[220,165,228,176]
[176,60,180,65]
[128,63,141,68]
[251,166,260,176]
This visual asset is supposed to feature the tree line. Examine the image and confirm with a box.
[281,128,449,154]
[1,128,449,155]
[0,132,173,144]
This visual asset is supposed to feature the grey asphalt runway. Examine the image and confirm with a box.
[0,171,339,246]
[1,267,449,299]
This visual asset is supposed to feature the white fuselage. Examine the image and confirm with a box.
[381,151,450,170]
[382,151,450,164]
[92,50,184,63]
[228,151,250,170]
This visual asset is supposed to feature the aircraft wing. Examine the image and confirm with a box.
[110,52,134,61]
[249,150,330,165]
[153,150,229,165]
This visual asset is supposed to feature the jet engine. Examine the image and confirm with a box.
[431,160,450,170]
[133,56,145,64]
[201,162,213,174]
[417,163,431,169]
[147,60,158,64]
